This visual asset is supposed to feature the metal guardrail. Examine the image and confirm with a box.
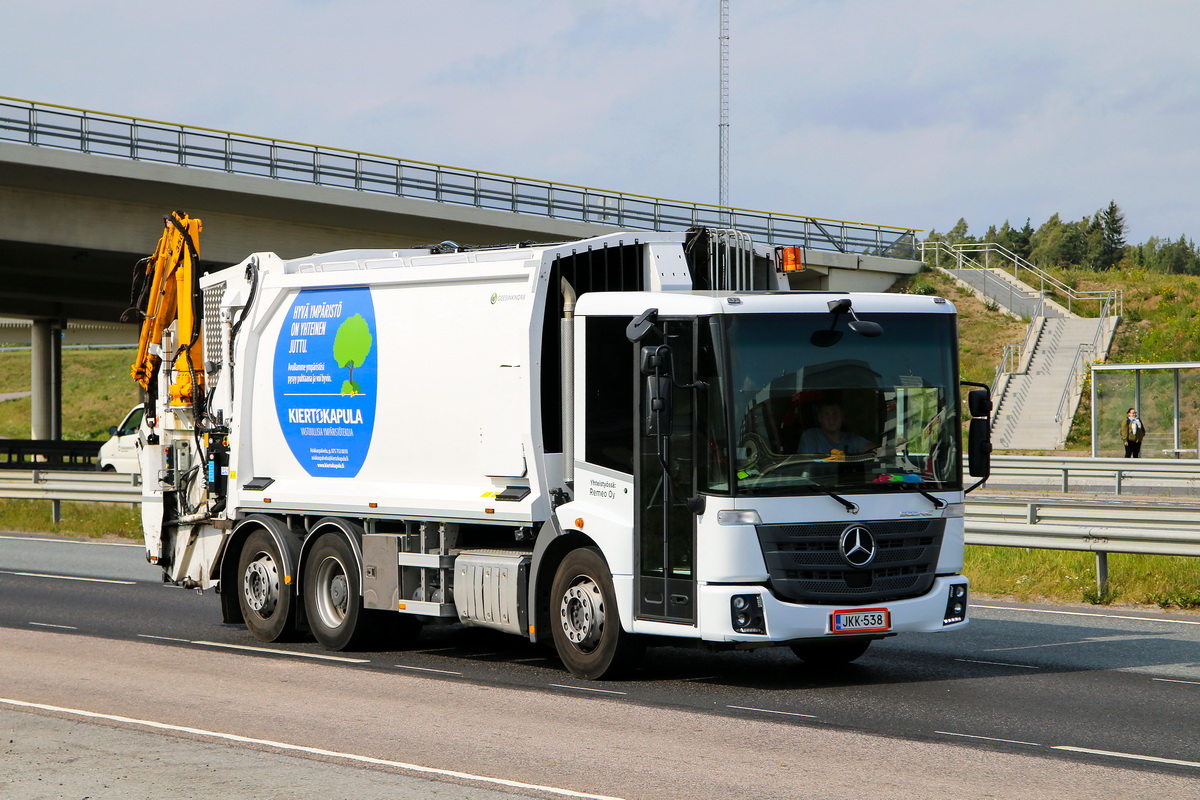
[965,492,1200,593]
[988,454,1200,495]
[967,497,1200,552]
[0,470,140,504]
[0,96,918,257]
[0,469,140,526]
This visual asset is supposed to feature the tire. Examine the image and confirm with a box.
[789,638,871,667]
[549,547,643,680]
[303,532,374,651]
[236,529,296,642]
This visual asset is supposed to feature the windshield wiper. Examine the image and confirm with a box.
[798,484,859,514]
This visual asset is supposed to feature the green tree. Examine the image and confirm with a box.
[947,217,972,244]
[1030,213,1088,267]
[1096,201,1127,270]
[333,313,373,395]
[1147,235,1200,274]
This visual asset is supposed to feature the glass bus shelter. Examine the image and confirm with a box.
[1090,362,1200,458]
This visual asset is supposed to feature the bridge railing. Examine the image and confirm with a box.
[0,96,918,256]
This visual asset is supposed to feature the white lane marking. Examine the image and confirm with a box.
[936,731,1041,747]
[0,697,628,800]
[549,684,627,696]
[1053,745,1200,769]
[1,570,135,585]
[191,641,370,664]
[137,634,191,643]
[394,664,463,676]
[973,604,1200,626]
[982,639,1102,653]
[728,705,818,719]
[1153,678,1200,686]
[29,622,77,630]
[0,534,142,548]
[955,658,1039,669]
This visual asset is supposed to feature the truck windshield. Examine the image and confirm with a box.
[710,311,962,497]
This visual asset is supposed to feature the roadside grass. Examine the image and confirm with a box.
[0,499,142,540]
[965,546,1200,610]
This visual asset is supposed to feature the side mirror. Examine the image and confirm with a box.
[645,375,673,436]
[847,319,883,338]
[962,384,992,483]
[640,345,669,376]
[968,418,992,477]
[627,308,660,343]
[109,426,119,436]
[968,388,992,419]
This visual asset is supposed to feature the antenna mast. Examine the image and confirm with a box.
[718,0,730,214]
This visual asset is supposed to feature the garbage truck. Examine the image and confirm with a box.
[129,213,991,679]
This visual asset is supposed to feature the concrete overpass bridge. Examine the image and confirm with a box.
[0,96,923,437]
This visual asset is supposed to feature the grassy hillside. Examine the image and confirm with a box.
[0,347,141,440]
[894,268,1029,388]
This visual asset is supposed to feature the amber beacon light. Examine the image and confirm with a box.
[775,245,804,272]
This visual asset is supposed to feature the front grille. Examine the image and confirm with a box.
[756,519,945,604]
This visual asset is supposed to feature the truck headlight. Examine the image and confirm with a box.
[943,583,968,625]
[731,594,765,634]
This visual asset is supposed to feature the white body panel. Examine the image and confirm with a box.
[218,251,553,524]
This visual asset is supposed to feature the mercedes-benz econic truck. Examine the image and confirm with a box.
[129,214,990,679]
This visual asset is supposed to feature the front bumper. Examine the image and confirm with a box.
[699,575,969,643]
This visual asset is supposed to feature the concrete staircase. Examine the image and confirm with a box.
[947,266,1071,320]
[991,316,1117,450]
[921,241,1121,451]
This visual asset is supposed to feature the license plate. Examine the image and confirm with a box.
[831,607,890,633]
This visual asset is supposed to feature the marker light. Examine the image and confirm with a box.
[717,509,762,526]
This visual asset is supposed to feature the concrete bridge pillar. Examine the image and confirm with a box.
[29,319,62,439]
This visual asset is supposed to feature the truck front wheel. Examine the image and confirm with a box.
[550,547,643,680]
[237,529,296,642]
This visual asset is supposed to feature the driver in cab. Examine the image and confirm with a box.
[798,401,875,461]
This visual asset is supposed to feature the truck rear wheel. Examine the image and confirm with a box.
[550,547,643,680]
[304,532,373,651]
[789,638,871,667]
[237,529,296,642]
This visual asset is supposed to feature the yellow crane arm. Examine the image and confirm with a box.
[129,212,204,407]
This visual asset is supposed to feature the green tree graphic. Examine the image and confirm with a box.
[332,313,372,395]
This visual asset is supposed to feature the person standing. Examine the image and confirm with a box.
[1120,408,1145,457]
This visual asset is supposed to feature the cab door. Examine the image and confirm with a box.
[635,320,697,625]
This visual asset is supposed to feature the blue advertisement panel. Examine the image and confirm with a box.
[273,287,377,477]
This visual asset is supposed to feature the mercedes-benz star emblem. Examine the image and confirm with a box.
[839,525,877,568]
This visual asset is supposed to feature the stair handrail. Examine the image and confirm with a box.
[1055,343,1096,425]
[991,342,1023,394]
[920,241,1123,320]
[921,240,1047,319]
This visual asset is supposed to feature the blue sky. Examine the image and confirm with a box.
[6,0,1198,244]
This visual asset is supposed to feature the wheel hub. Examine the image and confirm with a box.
[313,556,350,628]
[560,579,604,650]
[243,557,279,615]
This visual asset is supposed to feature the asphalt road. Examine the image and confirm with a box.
[2,532,1199,798]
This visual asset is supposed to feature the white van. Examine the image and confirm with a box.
[98,405,143,472]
